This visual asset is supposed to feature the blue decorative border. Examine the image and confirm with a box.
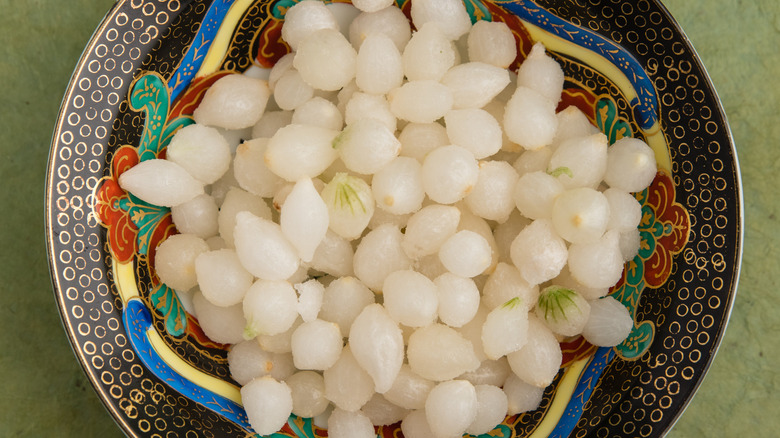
[549,347,617,437]
[168,0,236,102]
[124,299,254,430]
[125,298,329,437]
[497,0,659,130]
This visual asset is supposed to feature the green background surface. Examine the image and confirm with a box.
[0,0,776,436]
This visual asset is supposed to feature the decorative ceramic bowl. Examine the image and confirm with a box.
[46,0,742,437]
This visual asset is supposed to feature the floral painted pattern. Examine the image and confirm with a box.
[560,83,690,360]
[96,145,145,264]
[612,171,690,359]
[95,144,176,269]
[97,72,196,336]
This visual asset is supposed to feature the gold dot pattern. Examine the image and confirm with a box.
[223,0,270,72]
[48,0,247,436]
[46,0,741,437]
[535,0,741,436]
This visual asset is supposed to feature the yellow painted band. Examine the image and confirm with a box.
[644,128,672,174]
[147,325,243,405]
[527,356,590,438]
[196,0,257,77]
[114,260,140,302]
[114,258,243,405]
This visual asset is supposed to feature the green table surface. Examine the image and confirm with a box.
[1,0,776,436]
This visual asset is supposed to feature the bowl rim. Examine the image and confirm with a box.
[45,0,744,436]
[649,0,744,433]
[45,1,138,433]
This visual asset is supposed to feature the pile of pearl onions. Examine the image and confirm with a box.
[122,0,666,436]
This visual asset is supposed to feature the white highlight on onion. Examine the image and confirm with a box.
[327,408,375,438]
[233,138,284,198]
[294,279,325,323]
[241,376,293,436]
[280,178,329,262]
[265,124,339,182]
[548,132,609,189]
[582,296,634,347]
[348,5,411,52]
[398,121,449,163]
[243,280,299,338]
[465,160,520,223]
[195,248,252,307]
[507,314,563,388]
[434,272,480,328]
[333,117,400,174]
[218,186,272,247]
[118,159,204,207]
[282,0,340,52]
[193,74,270,130]
[343,91,396,132]
[382,270,439,327]
[292,97,344,131]
[155,233,209,292]
[233,211,300,281]
[503,86,558,150]
[482,262,538,311]
[287,371,329,418]
[356,32,404,94]
[440,62,511,109]
[410,0,472,41]
[171,194,219,240]
[166,124,231,184]
[319,276,375,337]
[467,384,509,436]
[324,345,375,411]
[421,145,479,204]
[372,156,425,215]
[510,219,568,286]
[388,79,454,123]
[402,22,456,81]
[384,364,435,410]
[349,304,404,393]
[192,291,246,345]
[290,319,343,370]
[516,42,565,103]
[424,380,478,438]
[482,297,529,360]
[294,28,357,91]
[551,187,611,245]
[353,224,411,291]
[273,69,314,111]
[439,230,492,278]
[604,137,658,192]
[445,108,503,159]
[402,204,461,260]
[467,20,517,68]
[407,323,480,381]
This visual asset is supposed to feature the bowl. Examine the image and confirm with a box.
[46,0,742,437]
